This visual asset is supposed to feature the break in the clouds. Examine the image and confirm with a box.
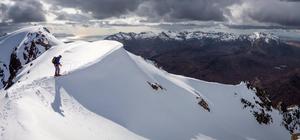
[0,0,300,27]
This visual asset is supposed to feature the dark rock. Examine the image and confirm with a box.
[147,81,165,91]
[198,98,210,112]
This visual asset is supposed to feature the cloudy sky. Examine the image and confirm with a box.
[0,0,300,27]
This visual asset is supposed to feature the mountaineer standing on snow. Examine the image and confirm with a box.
[52,55,62,76]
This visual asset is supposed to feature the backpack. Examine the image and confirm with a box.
[52,57,56,64]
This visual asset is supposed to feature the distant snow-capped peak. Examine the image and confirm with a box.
[248,32,279,43]
[106,31,280,44]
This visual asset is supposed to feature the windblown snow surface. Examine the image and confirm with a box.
[0,26,290,140]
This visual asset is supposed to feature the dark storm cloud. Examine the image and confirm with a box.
[0,0,46,23]
[45,0,240,22]
[280,0,300,2]
[136,0,240,22]
[138,0,300,26]
[44,0,300,26]
[0,4,8,12]
[45,0,142,19]
[241,0,300,27]
[1,0,300,27]
[8,0,46,23]
[0,4,8,22]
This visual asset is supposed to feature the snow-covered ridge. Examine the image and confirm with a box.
[106,31,280,44]
[0,26,293,140]
[0,26,62,88]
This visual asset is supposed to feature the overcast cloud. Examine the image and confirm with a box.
[0,0,46,23]
[246,0,300,26]
[135,0,239,21]
[0,0,300,27]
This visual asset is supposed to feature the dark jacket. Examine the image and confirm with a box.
[54,56,61,65]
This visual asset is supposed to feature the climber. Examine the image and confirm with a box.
[52,55,62,76]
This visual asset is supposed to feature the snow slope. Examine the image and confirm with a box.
[0,40,146,140]
[0,26,291,140]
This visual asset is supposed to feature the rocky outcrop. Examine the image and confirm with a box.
[197,97,210,112]
[282,106,300,133]
[147,81,165,91]
[243,82,299,133]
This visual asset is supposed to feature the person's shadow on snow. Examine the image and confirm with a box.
[51,78,65,116]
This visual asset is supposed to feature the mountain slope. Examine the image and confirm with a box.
[105,31,300,107]
[0,27,293,140]
[0,40,146,140]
